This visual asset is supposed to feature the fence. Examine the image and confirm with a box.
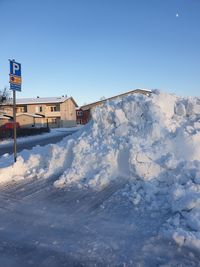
[0,127,50,140]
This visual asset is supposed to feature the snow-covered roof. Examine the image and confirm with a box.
[0,114,13,119]
[0,115,8,119]
[15,96,69,105]
[16,113,44,118]
[3,96,78,107]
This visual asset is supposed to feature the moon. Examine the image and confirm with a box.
[176,13,179,17]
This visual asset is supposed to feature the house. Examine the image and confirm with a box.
[76,108,90,125]
[0,96,78,128]
[76,89,151,125]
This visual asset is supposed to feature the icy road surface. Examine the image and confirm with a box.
[0,176,200,267]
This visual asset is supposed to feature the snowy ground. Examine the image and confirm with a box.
[1,175,200,266]
[1,90,200,265]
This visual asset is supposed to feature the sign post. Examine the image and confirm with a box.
[9,59,22,163]
[13,90,17,162]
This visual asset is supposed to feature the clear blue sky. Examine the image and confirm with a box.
[0,0,200,105]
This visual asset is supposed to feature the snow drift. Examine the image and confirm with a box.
[1,90,200,251]
[55,90,200,188]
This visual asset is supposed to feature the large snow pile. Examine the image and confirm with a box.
[1,90,200,251]
[55,90,200,188]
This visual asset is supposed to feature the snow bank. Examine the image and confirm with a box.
[1,90,200,251]
[55,90,200,187]
[0,136,77,184]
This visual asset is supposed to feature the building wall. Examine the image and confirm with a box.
[16,115,46,128]
[60,98,76,127]
[18,104,61,118]
[16,114,34,128]
[45,104,60,112]
[14,104,62,128]
[47,117,60,128]
[61,120,76,127]
[76,109,90,125]
[27,104,46,115]
[35,117,48,127]
[0,106,13,116]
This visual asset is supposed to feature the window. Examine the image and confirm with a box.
[50,106,57,112]
[77,111,83,116]
[18,106,27,113]
[35,106,43,113]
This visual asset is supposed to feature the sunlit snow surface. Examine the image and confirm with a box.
[1,90,200,265]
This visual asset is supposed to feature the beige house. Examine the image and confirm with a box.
[0,96,78,128]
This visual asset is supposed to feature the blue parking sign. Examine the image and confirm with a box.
[9,60,22,91]
[10,60,21,77]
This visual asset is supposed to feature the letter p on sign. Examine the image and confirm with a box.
[13,63,20,74]
[10,60,21,77]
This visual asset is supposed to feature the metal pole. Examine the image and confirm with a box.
[13,90,17,162]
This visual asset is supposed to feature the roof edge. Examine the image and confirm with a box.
[80,89,151,110]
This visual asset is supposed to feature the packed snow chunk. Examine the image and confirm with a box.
[186,98,200,116]
[115,123,129,137]
[172,192,200,212]
[194,171,200,184]
[44,139,75,178]
[171,230,200,252]
[173,130,200,161]
[114,109,128,126]
[130,151,162,180]
[172,232,186,247]
[54,145,119,189]
[175,102,186,117]
[194,121,200,130]
[0,154,44,184]
[151,90,177,119]
[186,208,200,231]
